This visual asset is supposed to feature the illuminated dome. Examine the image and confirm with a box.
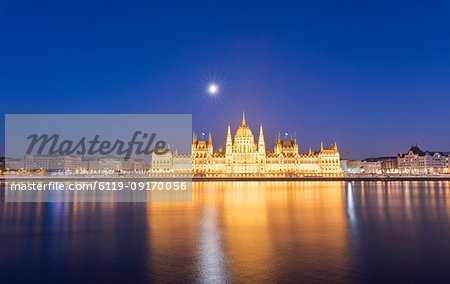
[235,125,253,138]
[233,112,257,153]
[235,112,253,138]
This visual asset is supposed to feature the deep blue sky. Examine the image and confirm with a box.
[1,0,449,159]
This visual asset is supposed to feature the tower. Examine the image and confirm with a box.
[275,132,282,154]
[293,132,298,154]
[191,132,197,155]
[226,124,232,155]
[258,124,265,154]
[207,132,213,155]
[258,124,266,173]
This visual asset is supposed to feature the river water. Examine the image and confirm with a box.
[1,181,450,283]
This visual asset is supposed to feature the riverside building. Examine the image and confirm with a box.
[397,145,449,175]
[152,113,343,177]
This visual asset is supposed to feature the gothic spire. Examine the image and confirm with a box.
[242,110,246,126]
[226,124,232,146]
[259,124,265,144]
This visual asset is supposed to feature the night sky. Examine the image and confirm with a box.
[1,1,450,159]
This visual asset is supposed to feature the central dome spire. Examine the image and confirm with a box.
[235,111,253,138]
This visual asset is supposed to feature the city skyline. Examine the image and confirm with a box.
[190,111,450,160]
[5,113,447,177]
[1,109,449,160]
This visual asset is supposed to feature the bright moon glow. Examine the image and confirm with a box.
[208,84,218,94]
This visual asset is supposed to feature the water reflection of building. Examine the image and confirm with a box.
[218,181,351,282]
[152,113,342,177]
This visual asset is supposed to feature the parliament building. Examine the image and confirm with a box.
[152,113,343,177]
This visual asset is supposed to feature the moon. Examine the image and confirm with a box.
[208,84,218,95]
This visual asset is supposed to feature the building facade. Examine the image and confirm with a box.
[21,155,148,172]
[340,160,363,174]
[362,158,382,174]
[381,158,398,174]
[397,145,449,175]
[5,158,24,171]
[152,113,342,177]
[25,155,82,171]
[362,157,398,174]
[151,149,191,174]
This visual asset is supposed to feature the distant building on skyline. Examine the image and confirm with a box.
[397,145,449,175]
[151,148,191,173]
[363,157,398,174]
[340,160,363,174]
[10,155,150,172]
[25,155,82,171]
[4,157,23,171]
